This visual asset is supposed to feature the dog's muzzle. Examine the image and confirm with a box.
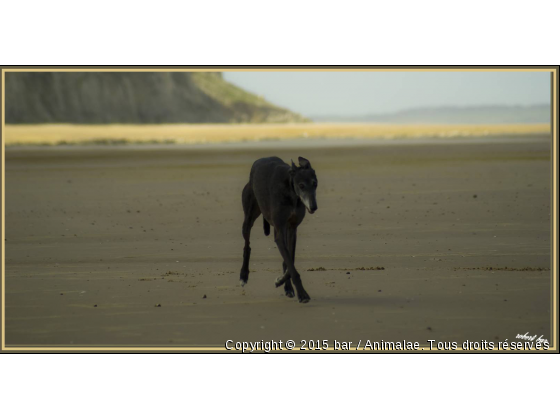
[301,194,318,214]
[306,202,318,214]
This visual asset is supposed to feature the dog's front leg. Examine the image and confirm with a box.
[274,228,289,288]
[274,229,295,297]
[274,226,310,303]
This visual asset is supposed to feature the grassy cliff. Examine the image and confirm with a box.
[5,72,308,124]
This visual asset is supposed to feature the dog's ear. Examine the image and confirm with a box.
[298,156,311,169]
[289,160,297,176]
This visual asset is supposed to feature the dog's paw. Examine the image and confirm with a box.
[240,279,247,287]
[285,289,295,298]
[298,290,311,304]
[284,282,295,298]
[275,275,286,288]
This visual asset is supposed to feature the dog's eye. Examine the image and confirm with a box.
[299,183,305,189]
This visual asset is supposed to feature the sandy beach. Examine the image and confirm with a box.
[4,123,550,146]
[4,135,552,348]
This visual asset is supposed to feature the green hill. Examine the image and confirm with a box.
[5,72,308,124]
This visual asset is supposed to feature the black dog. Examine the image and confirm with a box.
[240,156,318,303]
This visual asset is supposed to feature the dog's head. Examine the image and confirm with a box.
[289,157,318,214]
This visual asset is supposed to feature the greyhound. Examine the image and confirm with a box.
[239,156,318,303]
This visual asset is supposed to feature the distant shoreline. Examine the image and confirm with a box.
[5,123,551,147]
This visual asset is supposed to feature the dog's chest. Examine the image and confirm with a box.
[288,204,305,225]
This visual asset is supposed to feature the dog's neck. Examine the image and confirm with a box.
[289,176,300,204]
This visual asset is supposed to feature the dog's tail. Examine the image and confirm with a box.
[263,218,270,236]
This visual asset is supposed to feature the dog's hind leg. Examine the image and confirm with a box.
[240,183,261,286]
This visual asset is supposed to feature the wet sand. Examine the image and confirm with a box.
[4,135,552,348]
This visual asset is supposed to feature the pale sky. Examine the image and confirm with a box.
[223,71,550,117]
